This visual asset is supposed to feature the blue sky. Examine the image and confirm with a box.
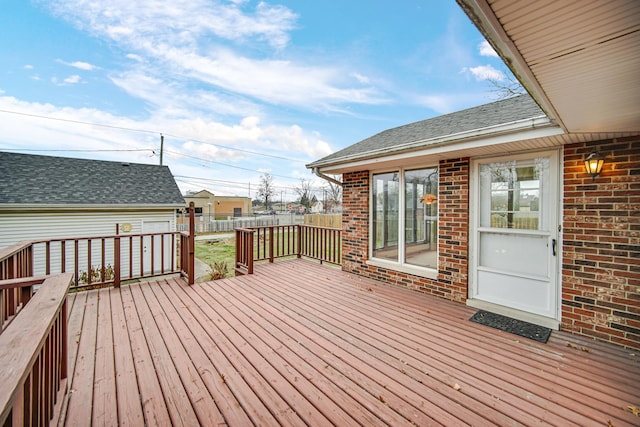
[0,0,509,200]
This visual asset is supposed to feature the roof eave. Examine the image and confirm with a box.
[308,115,556,172]
[0,203,186,212]
[455,0,566,132]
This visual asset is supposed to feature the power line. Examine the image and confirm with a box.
[0,148,154,153]
[162,132,305,163]
[164,149,302,180]
[0,109,156,134]
[0,144,313,182]
[0,108,308,163]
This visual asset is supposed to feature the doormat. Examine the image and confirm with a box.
[469,310,552,343]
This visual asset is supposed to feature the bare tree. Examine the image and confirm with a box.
[488,72,526,100]
[325,181,342,211]
[256,173,275,209]
[294,178,313,210]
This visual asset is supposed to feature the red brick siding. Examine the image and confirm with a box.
[342,144,639,350]
[562,137,640,349]
[342,158,469,302]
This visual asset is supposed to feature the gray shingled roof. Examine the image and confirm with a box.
[0,152,185,206]
[308,95,546,168]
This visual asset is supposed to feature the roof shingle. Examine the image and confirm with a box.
[308,95,546,168]
[0,152,185,206]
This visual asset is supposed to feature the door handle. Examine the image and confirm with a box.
[552,239,557,256]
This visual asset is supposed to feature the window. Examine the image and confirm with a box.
[479,158,549,231]
[372,167,438,270]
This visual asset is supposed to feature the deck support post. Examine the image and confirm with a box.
[188,202,195,285]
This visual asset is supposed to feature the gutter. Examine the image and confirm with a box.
[308,115,555,170]
[312,167,342,187]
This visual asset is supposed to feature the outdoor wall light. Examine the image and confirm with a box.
[583,149,605,181]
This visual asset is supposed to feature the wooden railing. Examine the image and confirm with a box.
[235,224,341,275]
[234,228,254,275]
[0,231,194,291]
[0,273,73,427]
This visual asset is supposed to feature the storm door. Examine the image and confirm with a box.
[471,151,560,319]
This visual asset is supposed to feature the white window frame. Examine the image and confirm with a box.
[367,167,438,280]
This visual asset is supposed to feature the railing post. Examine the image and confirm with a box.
[247,231,254,274]
[296,225,302,259]
[114,225,121,288]
[269,226,274,263]
[188,202,195,285]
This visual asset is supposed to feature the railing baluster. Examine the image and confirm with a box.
[161,233,165,274]
[60,241,66,274]
[114,234,121,288]
[269,227,274,263]
[87,239,92,285]
[129,236,133,279]
[101,239,106,284]
[139,236,144,277]
[45,242,51,276]
[74,240,79,287]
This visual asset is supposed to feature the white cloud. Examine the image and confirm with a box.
[24,64,34,70]
[44,0,386,111]
[48,0,297,50]
[415,95,457,114]
[478,40,498,58]
[469,65,504,81]
[70,61,98,71]
[56,59,99,70]
[351,73,370,84]
[125,53,143,62]
[0,96,331,175]
[63,74,82,84]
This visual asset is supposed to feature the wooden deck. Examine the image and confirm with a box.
[62,259,640,426]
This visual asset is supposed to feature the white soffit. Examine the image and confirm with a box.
[460,0,640,133]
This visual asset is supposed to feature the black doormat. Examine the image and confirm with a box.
[469,310,552,343]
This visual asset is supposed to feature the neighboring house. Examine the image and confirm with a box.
[0,151,185,276]
[310,201,323,214]
[182,189,252,219]
[308,0,639,349]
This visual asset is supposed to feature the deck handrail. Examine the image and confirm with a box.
[0,232,193,290]
[0,273,72,426]
[0,207,197,289]
[235,224,341,275]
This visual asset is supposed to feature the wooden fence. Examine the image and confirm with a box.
[304,213,342,229]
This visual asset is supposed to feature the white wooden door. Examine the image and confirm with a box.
[142,220,171,275]
[471,151,560,319]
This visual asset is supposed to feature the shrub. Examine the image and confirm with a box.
[209,261,229,280]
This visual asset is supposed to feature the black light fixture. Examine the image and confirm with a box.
[583,149,605,181]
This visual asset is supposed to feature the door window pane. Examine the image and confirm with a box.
[480,159,549,230]
[372,172,399,261]
[404,168,438,268]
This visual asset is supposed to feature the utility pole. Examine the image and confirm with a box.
[159,133,164,165]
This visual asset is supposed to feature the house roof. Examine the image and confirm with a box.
[307,94,547,170]
[0,152,185,207]
[309,1,639,176]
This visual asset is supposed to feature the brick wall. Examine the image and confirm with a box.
[342,145,639,350]
[341,158,469,302]
[562,137,640,349]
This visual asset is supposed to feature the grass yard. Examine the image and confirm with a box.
[195,234,236,279]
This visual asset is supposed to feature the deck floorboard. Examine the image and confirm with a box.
[63,259,640,426]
